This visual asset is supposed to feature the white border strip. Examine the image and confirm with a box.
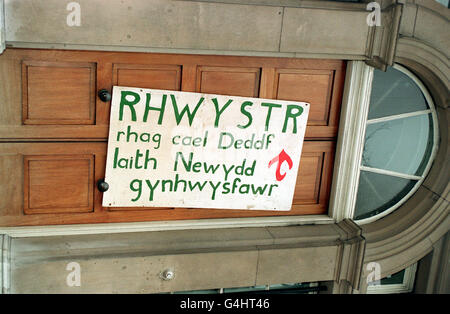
[0,215,334,238]
[0,0,5,54]
[328,61,374,221]
[367,109,432,125]
[360,166,422,181]
[1,234,10,294]
[0,235,3,293]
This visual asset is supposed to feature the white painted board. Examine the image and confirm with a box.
[103,86,309,211]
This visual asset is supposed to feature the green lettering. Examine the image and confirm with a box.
[208,181,221,200]
[143,93,166,124]
[188,180,208,192]
[238,101,253,129]
[174,152,193,171]
[268,184,279,196]
[170,95,204,126]
[261,102,282,131]
[212,98,233,127]
[145,180,160,201]
[251,184,268,195]
[161,179,173,192]
[119,91,139,121]
[283,105,304,134]
[239,184,250,194]
[130,179,142,201]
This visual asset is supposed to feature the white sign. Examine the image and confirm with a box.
[103,86,309,211]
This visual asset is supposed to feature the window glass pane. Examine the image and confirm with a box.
[172,282,319,294]
[435,0,449,8]
[368,67,428,120]
[362,114,434,176]
[173,288,220,294]
[223,285,267,293]
[354,171,417,220]
[381,270,405,285]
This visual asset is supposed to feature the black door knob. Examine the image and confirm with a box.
[98,89,111,102]
[97,179,109,192]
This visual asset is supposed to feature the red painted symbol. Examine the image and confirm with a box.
[268,149,293,182]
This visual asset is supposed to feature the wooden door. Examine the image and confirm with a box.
[0,49,345,226]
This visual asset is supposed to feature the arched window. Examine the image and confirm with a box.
[353,64,439,224]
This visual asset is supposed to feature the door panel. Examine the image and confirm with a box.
[22,61,96,125]
[0,142,106,226]
[196,66,260,97]
[0,49,344,140]
[113,64,181,91]
[292,141,335,210]
[0,141,333,226]
[274,68,343,138]
[24,154,94,214]
[275,69,333,126]
[0,48,346,226]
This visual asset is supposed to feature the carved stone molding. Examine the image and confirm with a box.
[334,219,366,291]
[0,0,385,61]
[6,221,364,293]
[365,3,403,71]
[359,37,450,292]
[0,234,11,294]
[396,38,449,96]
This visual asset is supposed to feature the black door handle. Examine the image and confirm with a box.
[98,89,111,102]
[97,179,109,192]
